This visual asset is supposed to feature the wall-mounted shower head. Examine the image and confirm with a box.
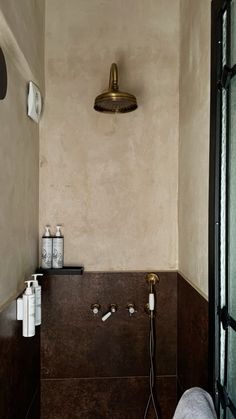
[94,63,138,114]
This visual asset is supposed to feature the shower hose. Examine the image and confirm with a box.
[144,314,159,419]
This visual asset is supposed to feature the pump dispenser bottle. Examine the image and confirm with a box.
[32,273,43,326]
[41,226,53,268]
[53,225,64,268]
[23,281,35,337]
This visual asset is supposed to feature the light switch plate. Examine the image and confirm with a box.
[27,81,42,123]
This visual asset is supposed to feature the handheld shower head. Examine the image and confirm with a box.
[146,273,160,315]
[144,272,160,418]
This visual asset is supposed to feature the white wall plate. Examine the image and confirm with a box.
[27,81,42,123]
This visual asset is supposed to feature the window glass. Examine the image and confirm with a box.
[227,2,236,411]
[231,0,236,66]
[220,10,228,386]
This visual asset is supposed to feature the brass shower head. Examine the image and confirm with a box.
[94,63,138,114]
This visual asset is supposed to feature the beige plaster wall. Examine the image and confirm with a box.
[40,0,179,271]
[179,0,211,298]
[0,0,45,88]
[0,1,44,310]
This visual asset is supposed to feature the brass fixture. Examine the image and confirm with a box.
[101,304,118,321]
[146,273,159,318]
[94,63,138,113]
[110,304,118,313]
[145,302,156,317]
[91,304,101,315]
[146,273,160,285]
[127,303,137,316]
[145,303,151,315]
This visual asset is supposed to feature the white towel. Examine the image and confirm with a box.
[173,387,217,419]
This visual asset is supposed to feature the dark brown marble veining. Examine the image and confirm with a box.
[0,270,209,418]
[0,298,40,419]
[40,271,177,419]
[40,271,210,417]
[177,273,209,395]
[40,271,177,379]
[41,376,177,419]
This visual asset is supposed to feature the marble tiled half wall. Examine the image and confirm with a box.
[0,298,40,419]
[0,271,208,419]
[177,273,209,395]
[41,272,177,419]
[40,271,208,419]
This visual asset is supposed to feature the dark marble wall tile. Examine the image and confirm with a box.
[41,376,176,419]
[41,271,177,379]
[177,273,209,394]
[0,299,40,419]
[41,271,177,418]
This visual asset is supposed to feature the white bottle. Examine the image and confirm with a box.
[31,273,43,326]
[53,225,64,268]
[23,280,35,337]
[41,225,53,269]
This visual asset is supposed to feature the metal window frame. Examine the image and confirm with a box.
[209,1,236,417]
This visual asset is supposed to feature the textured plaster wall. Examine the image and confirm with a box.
[40,0,179,271]
[0,0,44,89]
[0,1,44,309]
[179,0,211,298]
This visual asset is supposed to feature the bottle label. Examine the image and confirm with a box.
[35,287,41,326]
[41,238,52,269]
[53,238,64,268]
[23,294,35,337]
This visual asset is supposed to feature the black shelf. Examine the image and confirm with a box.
[37,266,84,275]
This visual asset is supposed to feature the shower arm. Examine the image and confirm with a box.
[109,63,119,91]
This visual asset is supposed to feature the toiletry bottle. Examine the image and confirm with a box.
[23,280,35,337]
[31,273,43,326]
[41,225,53,269]
[52,225,64,268]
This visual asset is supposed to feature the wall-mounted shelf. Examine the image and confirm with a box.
[37,266,84,275]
